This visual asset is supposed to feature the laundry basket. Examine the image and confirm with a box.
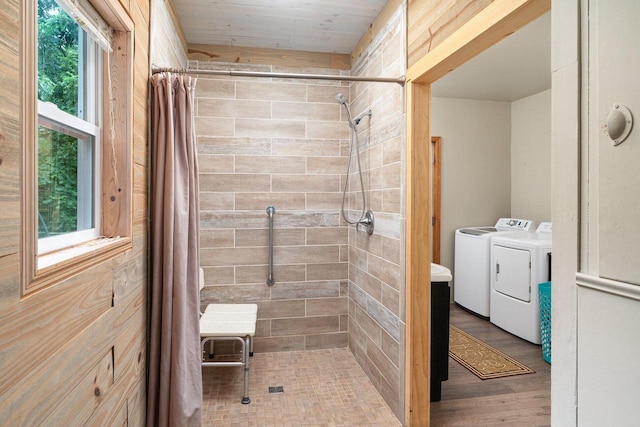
[538,281,552,364]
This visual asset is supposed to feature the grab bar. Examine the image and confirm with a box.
[266,206,276,286]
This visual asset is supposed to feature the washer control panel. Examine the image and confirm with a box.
[495,218,536,231]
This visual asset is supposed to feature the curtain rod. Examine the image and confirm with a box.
[151,66,405,86]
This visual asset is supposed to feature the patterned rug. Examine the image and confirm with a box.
[449,325,535,380]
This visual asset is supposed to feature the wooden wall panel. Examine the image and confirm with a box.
[408,0,494,67]
[188,43,351,70]
[0,0,151,425]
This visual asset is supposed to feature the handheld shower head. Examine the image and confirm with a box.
[335,92,347,105]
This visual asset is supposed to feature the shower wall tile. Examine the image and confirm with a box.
[235,264,306,284]
[236,228,305,247]
[236,119,306,138]
[381,284,400,316]
[235,192,306,211]
[307,262,348,281]
[271,315,339,336]
[271,139,342,157]
[257,300,306,319]
[235,155,306,174]
[307,120,350,139]
[195,117,235,137]
[198,98,271,119]
[200,192,234,211]
[272,175,340,193]
[200,173,271,192]
[382,189,401,213]
[198,154,234,173]
[306,227,347,245]
[305,297,349,316]
[305,332,349,350]
[198,137,271,155]
[381,329,400,368]
[236,81,306,101]
[197,78,236,98]
[367,254,400,289]
[306,156,347,174]
[383,136,402,164]
[272,102,340,121]
[201,229,234,248]
[194,63,351,354]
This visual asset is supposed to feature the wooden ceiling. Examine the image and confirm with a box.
[171,0,389,54]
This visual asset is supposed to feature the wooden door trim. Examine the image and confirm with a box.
[404,1,551,425]
[431,137,442,264]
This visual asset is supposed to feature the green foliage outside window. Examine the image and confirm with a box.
[37,0,80,238]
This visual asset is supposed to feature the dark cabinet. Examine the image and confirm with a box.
[430,280,450,402]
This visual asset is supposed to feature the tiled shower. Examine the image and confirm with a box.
[195,4,406,418]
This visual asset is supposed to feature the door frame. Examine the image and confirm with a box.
[403,1,551,425]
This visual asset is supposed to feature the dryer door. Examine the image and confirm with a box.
[493,245,531,302]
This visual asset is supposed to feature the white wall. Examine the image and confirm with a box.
[511,89,552,224]
[431,97,512,275]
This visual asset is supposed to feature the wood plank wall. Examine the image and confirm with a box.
[0,0,150,424]
[408,0,494,67]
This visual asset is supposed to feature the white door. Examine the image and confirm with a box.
[493,245,531,302]
[577,0,640,425]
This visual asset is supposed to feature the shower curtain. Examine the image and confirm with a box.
[147,72,202,427]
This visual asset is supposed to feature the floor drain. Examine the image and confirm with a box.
[269,386,284,393]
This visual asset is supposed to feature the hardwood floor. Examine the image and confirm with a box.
[430,304,551,426]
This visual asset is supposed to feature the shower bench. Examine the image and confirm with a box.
[199,270,258,404]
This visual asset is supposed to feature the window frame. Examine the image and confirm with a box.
[22,0,134,294]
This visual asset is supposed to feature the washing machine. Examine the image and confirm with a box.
[454,218,536,318]
[489,222,552,344]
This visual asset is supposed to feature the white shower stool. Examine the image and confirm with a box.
[200,305,257,404]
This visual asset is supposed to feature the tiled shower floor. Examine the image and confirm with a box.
[202,347,401,426]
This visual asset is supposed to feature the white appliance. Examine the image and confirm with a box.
[489,222,552,344]
[454,218,536,318]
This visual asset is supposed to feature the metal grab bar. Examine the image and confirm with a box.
[266,206,276,286]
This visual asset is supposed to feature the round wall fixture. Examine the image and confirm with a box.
[604,103,633,146]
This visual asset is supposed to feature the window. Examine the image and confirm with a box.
[22,0,134,293]
[37,1,103,253]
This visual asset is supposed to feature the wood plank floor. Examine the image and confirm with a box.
[430,304,551,426]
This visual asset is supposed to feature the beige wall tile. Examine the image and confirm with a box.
[198,137,270,155]
[381,284,400,316]
[255,319,271,338]
[200,229,234,248]
[272,101,340,121]
[200,212,269,229]
[353,304,382,346]
[236,228,305,247]
[200,192,234,211]
[196,78,235,98]
[271,316,339,336]
[201,247,268,266]
[382,136,402,165]
[305,332,349,350]
[381,236,401,266]
[366,336,401,392]
[200,173,270,192]
[350,266,382,302]
[198,154,234,173]
[307,120,350,139]
[202,266,234,286]
[340,314,349,331]
[381,329,400,368]
[306,156,347,174]
[236,119,305,138]
[253,336,305,353]
[235,192,306,211]
[195,117,235,137]
[257,300,306,319]
[382,189,401,213]
[307,227,347,245]
[272,139,343,157]
[236,264,306,284]
[307,262,348,281]
[271,281,340,300]
[235,155,306,174]
[236,81,306,101]
[198,98,271,119]
[274,245,340,264]
[382,162,401,189]
[306,297,349,316]
[367,253,400,289]
[305,193,343,210]
[272,174,340,193]
[200,283,270,303]
[307,85,344,103]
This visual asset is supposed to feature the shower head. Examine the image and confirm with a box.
[335,92,347,105]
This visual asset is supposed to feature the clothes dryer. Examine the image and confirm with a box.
[453,218,535,318]
[489,222,552,344]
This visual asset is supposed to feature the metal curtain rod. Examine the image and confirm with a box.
[151,66,405,86]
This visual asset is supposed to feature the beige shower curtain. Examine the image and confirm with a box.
[147,72,202,427]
